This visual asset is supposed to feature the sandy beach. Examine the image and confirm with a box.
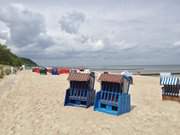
[0,71,179,135]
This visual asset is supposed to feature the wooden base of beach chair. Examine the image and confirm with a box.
[94,92,131,116]
[64,89,95,108]
[162,95,180,103]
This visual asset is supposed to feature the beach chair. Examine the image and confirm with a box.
[59,67,70,74]
[40,68,47,75]
[47,67,52,73]
[160,75,180,102]
[32,67,40,73]
[64,72,95,108]
[94,72,132,116]
[52,67,59,75]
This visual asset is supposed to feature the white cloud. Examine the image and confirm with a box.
[90,39,104,51]
[0,30,9,40]
[173,41,180,47]
[0,30,9,44]
[45,34,104,57]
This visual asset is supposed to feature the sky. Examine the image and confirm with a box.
[0,0,180,66]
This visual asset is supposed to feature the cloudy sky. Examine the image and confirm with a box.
[0,0,180,66]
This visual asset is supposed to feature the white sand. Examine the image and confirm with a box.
[0,71,179,135]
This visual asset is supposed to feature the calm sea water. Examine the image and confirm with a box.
[88,65,180,75]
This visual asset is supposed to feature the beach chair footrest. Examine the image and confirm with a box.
[162,95,180,102]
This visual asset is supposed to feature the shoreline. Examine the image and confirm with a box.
[85,65,180,75]
[92,69,180,76]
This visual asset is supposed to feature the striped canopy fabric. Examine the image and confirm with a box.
[160,76,179,85]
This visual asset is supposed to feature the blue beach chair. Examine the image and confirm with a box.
[94,72,132,116]
[52,67,59,75]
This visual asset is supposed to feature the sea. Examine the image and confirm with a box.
[86,65,180,75]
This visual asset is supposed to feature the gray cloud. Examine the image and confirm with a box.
[59,11,85,34]
[0,3,105,64]
[0,4,54,58]
[0,4,46,47]
[0,1,180,66]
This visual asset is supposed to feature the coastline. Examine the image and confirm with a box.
[92,69,180,76]
[89,65,180,75]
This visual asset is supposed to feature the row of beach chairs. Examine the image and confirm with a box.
[64,72,179,116]
[64,72,132,116]
[32,67,70,75]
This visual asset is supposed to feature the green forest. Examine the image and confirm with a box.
[0,43,38,67]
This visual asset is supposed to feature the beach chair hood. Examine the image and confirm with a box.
[160,76,179,85]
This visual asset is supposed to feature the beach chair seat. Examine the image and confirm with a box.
[100,91,119,105]
[94,91,130,115]
[69,89,80,99]
[80,89,88,101]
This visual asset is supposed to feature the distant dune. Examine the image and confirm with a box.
[0,43,38,67]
